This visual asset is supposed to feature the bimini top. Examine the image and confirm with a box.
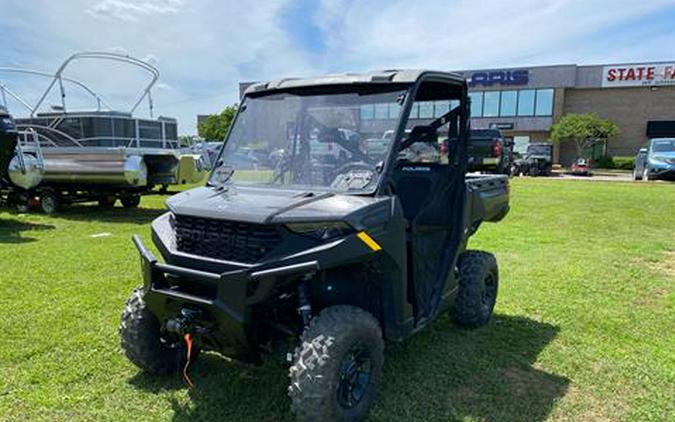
[243,69,465,96]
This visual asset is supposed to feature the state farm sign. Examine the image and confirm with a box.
[602,63,675,87]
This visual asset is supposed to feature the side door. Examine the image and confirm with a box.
[389,76,469,323]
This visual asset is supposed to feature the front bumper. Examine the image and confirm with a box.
[132,234,319,359]
[648,164,675,180]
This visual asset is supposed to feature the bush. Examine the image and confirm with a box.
[593,156,634,170]
[613,156,635,170]
[594,156,615,169]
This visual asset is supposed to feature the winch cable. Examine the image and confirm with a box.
[183,334,195,388]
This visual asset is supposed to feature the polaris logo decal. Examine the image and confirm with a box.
[468,70,529,87]
[401,166,431,172]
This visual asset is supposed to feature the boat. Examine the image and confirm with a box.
[0,52,202,212]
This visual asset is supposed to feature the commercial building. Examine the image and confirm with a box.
[239,61,675,165]
[458,61,675,164]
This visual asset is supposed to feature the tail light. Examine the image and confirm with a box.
[493,139,502,157]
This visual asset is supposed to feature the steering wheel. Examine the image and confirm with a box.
[333,161,376,177]
[330,161,377,190]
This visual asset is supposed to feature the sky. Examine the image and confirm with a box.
[2,0,675,135]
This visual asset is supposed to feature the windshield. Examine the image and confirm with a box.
[208,87,407,193]
[651,139,675,153]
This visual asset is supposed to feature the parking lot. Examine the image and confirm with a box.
[1,178,673,421]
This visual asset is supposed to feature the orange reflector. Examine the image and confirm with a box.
[357,231,382,252]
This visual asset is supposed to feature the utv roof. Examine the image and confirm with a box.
[243,69,465,96]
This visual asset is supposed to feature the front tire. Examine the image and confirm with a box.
[451,250,499,327]
[120,288,198,374]
[289,306,384,422]
[40,189,60,214]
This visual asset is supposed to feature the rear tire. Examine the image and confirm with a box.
[289,305,384,422]
[121,195,141,208]
[451,250,499,327]
[120,288,198,374]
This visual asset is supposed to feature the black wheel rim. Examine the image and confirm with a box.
[481,272,497,313]
[336,344,372,409]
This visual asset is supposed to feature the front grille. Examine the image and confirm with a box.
[174,215,282,262]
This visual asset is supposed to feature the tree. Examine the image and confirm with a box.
[551,113,619,158]
[197,104,238,140]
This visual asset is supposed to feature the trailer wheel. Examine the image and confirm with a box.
[98,195,117,208]
[39,190,60,214]
[451,250,499,327]
[121,195,141,208]
[120,288,199,374]
[289,306,384,422]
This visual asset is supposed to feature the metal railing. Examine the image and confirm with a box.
[0,51,159,118]
[14,128,45,174]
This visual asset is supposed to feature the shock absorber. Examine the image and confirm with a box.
[297,276,312,326]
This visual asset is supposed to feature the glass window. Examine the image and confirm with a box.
[434,101,449,117]
[469,92,483,118]
[388,103,401,119]
[499,91,517,117]
[374,103,389,120]
[360,104,374,120]
[517,90,535,116]
[450,100,460,110]
[483,91,499,117]
[535,89,554,116]
[409,102,420,119]
[418,101,434,119]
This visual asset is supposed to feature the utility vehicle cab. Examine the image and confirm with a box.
[121,70,509,421]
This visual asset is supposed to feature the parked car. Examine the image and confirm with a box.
[119,70,510,422]
[466,129,513,175]
[512,142,553,177]
[633,138,675,181]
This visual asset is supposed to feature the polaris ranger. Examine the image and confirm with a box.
[120,70,510,421]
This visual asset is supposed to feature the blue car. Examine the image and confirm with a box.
[633,138,675,181]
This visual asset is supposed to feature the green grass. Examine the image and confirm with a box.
[0,179,673,421]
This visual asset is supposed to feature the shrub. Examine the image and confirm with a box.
[594,156,615,169]
[613,156,635,170]
[593,156,634,170]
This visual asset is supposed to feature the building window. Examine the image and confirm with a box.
[418,101,434,119]
[500,90,517,117]
[535,89,554,116]
[483,91,500,117]
[374,103,389,120]
[517,90,535,116]
[434,101,449,118]
[469,92,483,118]
[360,104,374,120]
[388,103,401,119]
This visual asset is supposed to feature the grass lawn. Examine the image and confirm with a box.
[0,178,673,421]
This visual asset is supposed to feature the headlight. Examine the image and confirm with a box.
[286,221,354,240]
